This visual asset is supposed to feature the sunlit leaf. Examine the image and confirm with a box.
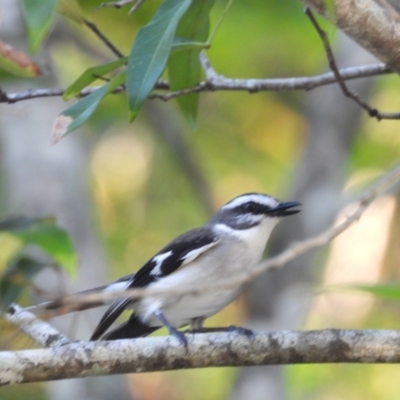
[64,57,127,100]
[127,0,192,121]
[52,72,126,144]
[0,40,42,77]
[0,256,47,308]
[0,217,77,277]
[20,0,58,53]
[168,0,215,127]
[56,0,83,24]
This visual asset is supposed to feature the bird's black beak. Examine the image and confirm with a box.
[269,201,301,217]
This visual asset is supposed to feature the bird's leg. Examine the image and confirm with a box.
[188,317,206,332]
[153,310,187,347]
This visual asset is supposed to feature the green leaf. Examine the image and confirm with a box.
[64,57,127,100]
[0,217,77,277]
[56,0,83,24]
[127,0,192,121]
[168,0,215,127]
[346,284,400,302]
[52,72,126,144]
[0,256,47,308]
[20,0,58,53]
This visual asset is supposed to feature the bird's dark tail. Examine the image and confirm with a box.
[99,314,158,340]
[26,284,110,317]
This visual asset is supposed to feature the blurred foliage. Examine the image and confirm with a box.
[0,216,77,308]
[1,0,400,399]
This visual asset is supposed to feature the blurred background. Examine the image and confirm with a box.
[1,0,400,399]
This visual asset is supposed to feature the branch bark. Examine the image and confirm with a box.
[0,63,390,104]
[2,329,400,385]
[4,305,70,348]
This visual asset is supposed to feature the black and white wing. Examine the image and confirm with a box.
[90,227,219,340]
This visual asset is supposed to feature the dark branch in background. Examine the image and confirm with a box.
[305,7,400,120]
[145,103,214,215]
[2,329,400,385]
[82,19,125,58]
[0,64,391,104]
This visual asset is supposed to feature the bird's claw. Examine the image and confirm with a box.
[169,327,188,347]
[227,325,255,341]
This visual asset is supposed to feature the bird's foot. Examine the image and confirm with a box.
[227,325,255,341]
[169,327,188,347]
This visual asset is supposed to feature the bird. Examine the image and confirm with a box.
[36,193,300,346]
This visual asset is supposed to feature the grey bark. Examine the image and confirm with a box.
[2,329,400,385]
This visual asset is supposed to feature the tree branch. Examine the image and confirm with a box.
[82,19,125,59]
[4,304,70,348]
[1,329,400,385]
[305,7,400,120]
[0,64,390,104]
[94,0,145,14]
[302,0,400,71]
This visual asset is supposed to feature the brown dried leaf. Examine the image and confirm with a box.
[0,40,42,77]
[51,115,72,146]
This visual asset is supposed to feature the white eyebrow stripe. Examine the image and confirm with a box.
[150,250,173,276]
[213,223,246,239]
[222,194,278,210]
[181,241,218,266]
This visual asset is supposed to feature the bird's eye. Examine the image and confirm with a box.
[243,202,256,213]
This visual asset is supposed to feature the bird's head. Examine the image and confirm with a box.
[211,192,301,231]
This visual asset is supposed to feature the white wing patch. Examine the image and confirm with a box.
[181,241,219,266]
[222,193,278,210]
[150,250,173,276]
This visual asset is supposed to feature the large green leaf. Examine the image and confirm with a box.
[51,72,126,144]
[168,0,215,127]
[0,256,47,308]
[20,0,58,53]
[127,0,192,121]
[0,217,77,277]
[64,57,128,100]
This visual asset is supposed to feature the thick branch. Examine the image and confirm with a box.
[303,0,400,71]
[1,329,400,385]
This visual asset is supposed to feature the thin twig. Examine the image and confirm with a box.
[29,162,400,315]
[0,64,389,104]
[83,19,124,58]
[94,0,134,11]
[305,7,398,120]
[129,0,145,14]
[4,304,70,348]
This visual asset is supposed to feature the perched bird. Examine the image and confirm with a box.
[38,193,300,345]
